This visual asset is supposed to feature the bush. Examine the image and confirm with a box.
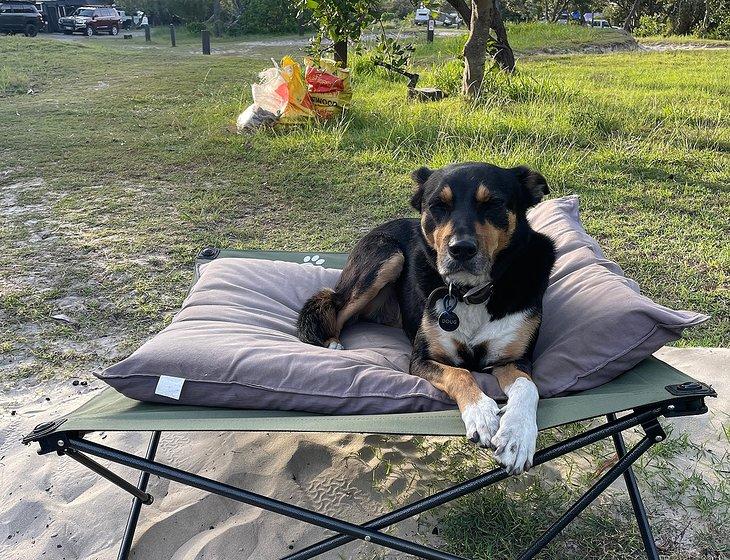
[697,12,730,39]
[185,21,206,34]
[227,0,301,35]
[634,14,667,37]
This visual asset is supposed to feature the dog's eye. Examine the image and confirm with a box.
[478,198,503,211]
[429,201,450,218]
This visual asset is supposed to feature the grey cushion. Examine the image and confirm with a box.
[96,196,708,412]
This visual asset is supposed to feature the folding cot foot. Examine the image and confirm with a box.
[117,431,162,560]
[607,413,660,560]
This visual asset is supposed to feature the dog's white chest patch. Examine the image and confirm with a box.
[434,298,529,364]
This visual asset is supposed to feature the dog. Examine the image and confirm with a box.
[296,162,556,474]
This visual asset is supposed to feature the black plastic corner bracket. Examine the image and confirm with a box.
[197,247,220,260]
[665,381,716,398]
[22,419,67,446]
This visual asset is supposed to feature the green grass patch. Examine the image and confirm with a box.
[0,65,30,96]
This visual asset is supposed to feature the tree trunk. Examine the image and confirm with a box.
[333,40,347,67]
[450,0,472,27]
[463,0,493,96]
[491,3,515,72]
[211,0,222,37]
[623,0,641,31]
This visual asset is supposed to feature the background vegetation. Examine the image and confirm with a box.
[115,0,730,39]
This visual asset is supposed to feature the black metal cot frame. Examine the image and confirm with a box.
[23,386,715,560]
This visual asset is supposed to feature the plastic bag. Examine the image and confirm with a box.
[305,58,352,119]
[236,65,288,132]
[276,56,315,126]
[236,57,318,132]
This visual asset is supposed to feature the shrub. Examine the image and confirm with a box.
[634,14,667,37]
[227,0,301,35]
[185,21,206,34]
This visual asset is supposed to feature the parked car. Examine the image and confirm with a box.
[0,1,44,36]
[591,19,612,28]
[58,6,121,36]
[115,9,133,29]
[414,7,430,25]
[435,11,462,26]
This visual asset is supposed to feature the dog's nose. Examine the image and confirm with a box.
[448,237,478,261]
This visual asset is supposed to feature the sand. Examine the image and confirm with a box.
[0,347,727,560]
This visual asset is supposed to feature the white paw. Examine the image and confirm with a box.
[327,340,344,350]
[491,378,538,475]
[461,394,500,447]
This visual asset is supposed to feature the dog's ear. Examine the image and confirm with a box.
[410,166,433,211]
[514,166,549,209]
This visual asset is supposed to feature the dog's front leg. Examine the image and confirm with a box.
[492,363,539,475]
[410,356,500,447]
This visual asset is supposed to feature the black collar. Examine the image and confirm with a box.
[451,281,493,305]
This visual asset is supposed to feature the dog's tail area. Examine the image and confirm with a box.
[296,288,342,347]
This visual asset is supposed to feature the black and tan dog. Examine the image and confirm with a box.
[297,162,556,474]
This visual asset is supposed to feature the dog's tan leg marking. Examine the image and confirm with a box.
[412,359,500,447]
[492,362,539,475]
[334,253,404,334]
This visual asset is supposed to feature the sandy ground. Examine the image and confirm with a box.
[0,347,726,560]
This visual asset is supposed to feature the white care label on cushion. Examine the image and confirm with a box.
[155,375,185,400]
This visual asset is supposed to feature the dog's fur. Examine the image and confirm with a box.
[296,162,556,474]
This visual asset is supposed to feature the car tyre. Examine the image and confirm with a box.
[110,25,118,35]
[25,24,38,37]
[86,25,94,36]
[63,30,72,35]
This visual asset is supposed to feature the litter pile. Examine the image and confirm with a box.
[237,56,351,132]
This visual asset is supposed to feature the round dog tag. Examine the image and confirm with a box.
[438,290,460,332]
[438,311,460,331]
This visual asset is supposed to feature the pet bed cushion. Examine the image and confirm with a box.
[96,196,708,413]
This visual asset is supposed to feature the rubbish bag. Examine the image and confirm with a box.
[305,58,352,119]
[276,56,316,126]
[236,57,315,132]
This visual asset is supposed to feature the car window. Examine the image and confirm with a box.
[75,8,94,16]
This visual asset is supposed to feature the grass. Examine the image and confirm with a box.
[0,25,728,558]
[408,22,635,62]
[638,35,730,47]
[0,29,727,382]
[0,65,30,96]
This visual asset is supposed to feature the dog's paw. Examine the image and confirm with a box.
[327,340,344,350]
[491,379,538,475]
[461,394,500,447]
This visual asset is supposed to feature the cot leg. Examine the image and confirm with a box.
[607,413,660,560]
[117,431,162,560]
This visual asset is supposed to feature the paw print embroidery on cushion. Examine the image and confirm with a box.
[303,254,326,266]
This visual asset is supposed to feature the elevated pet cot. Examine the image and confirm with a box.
[23,248,717,560]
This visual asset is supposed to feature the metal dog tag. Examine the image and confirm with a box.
[438,310,460,331]
[438,289,460,332]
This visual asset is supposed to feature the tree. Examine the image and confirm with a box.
[623,0,641,31]
[462,0,495,95]
[297,0,380,66]
[445,0,516,95]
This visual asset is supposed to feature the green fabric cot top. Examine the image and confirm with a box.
[42,249,701,437]
[55,356,696,435]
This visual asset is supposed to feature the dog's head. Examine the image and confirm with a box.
[411,162,548,287]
